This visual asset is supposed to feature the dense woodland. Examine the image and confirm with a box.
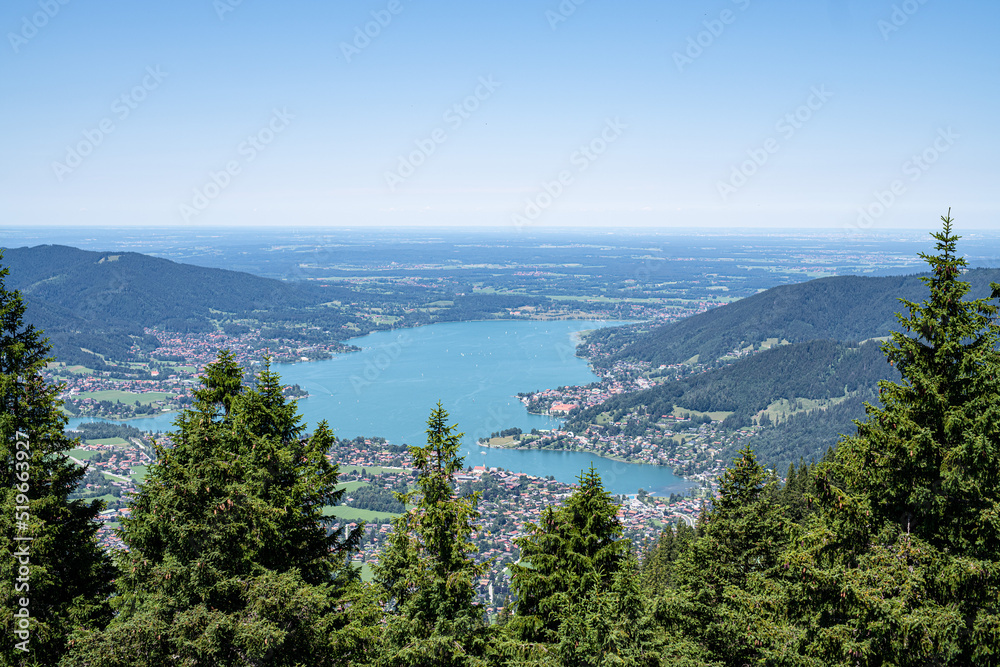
[2,216,1000,666]
[564,338,899,471]
[587,266,1000,367]
[568,339,895,428]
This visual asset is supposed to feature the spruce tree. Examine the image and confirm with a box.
[0,254,114,667]
[506,465,627,655]
[64,353,370,666]
[664,448,790,666]
[640,525,675,596]
[374,403,489,667]
[782,212,1000,665]
[842,210,1000,556]
[555,556,663,667]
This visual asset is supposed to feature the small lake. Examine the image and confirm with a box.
[67,320,694,496]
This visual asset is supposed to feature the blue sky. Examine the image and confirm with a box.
[1,0,997,230]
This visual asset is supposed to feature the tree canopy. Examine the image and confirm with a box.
[0,252,113,667]
[63,352,370,667]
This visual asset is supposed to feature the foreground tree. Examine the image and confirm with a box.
[64,353,371,666]
[783,211,1000,665]
[553,556,663,667]
[659,448,791,666]
[0,253,114,667]
[374,403,490,666]
[504,465,630,663]
[641,518,696,598]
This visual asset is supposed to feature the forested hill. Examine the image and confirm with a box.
[566,338,899,471]
[569,339,894,430]
[0,244,559,367]
[596,269,1000,366]
[2,244,336,325]
[0,244,355,362]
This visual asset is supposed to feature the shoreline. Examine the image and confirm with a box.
[478,441,682,473]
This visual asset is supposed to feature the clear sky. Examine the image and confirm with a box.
[1,0,997,231]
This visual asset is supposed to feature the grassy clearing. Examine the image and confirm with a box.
[353,562,374,582]
[338,465,404,475]
[73,493,120,506]
[84,437,130,447]
[758,337,789,351]
[49,361,97,374]
[73,390,173,405]
[335,480,370,493]
[67,448,97,461]
[757,396,849,426]
[130,465,149,484]
[324,506,400,523]
[670,407,734,422]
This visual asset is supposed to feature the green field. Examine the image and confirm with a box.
[758,396,849,426]
[335,480,369,492]
[67,448,98,460]
[338,465,404,475]
[130,465,150,483]
[353,561,374,582]
[84,437,129,447]
[73,390,173,405]
[323,506,400,523]
[671,407,735,422]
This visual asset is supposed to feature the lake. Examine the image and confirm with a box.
[68,320,694,496]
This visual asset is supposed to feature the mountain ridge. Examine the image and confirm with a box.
[592,269,1000,366]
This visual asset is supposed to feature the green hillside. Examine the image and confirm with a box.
[596,269,1000,366]
[0,245,359,363]
[568,338,895,438]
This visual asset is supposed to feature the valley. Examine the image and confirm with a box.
[10,231,997,491]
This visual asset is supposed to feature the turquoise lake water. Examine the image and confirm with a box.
[67,320,693,496]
